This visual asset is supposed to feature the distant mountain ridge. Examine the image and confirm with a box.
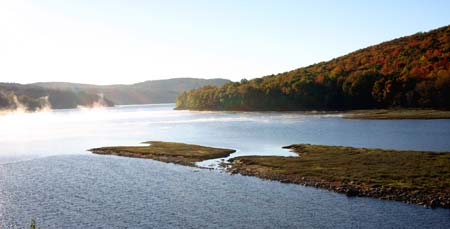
[176,25,450,111]
[33,78,231,105]
[0,78,231,112]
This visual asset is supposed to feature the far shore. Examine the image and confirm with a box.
[175,107,450,120]
[343,109,450,120]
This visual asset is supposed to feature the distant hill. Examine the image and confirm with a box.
[33,78,231,105]
[0,78,230,112]
[176,25,450,111]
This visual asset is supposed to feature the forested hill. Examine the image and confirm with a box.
[34,78,230,105]
[176,25,450,111]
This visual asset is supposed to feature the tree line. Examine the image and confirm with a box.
[176,25,450,111]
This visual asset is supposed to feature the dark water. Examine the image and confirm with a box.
[2,156,450,228]
[1,104,449,228]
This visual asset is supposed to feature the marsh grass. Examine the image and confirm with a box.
[229,144,450,207]
[233,144,450,190]
[89,141,235,166]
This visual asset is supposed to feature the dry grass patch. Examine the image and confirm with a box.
[90,141,235,166]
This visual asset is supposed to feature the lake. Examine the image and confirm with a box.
[1,104,449,228]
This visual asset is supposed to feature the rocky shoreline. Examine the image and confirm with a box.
[225,144,450,209]
[227,159,450,208]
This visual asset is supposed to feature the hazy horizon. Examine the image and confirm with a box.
[1,0,450,85]
[1,77,231,86]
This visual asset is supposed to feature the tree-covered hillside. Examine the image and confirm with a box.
[176,25,450,111]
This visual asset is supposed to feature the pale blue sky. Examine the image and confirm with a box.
[1,0,449,84]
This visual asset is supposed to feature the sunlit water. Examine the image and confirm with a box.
[1,104,449,227]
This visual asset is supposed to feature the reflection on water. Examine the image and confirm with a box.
[1,104,450,227]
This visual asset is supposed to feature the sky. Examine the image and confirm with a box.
[0,0,449,85]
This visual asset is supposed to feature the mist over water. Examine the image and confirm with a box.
[1,104,450,227]
[0,94,52,115]
[1,103,450,164]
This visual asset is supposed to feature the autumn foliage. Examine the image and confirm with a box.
[177,25,450,110]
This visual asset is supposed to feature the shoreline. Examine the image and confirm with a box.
[226,144,450,209]
[342,109,450,120]
[175,107,450,120]
[227,160,449,208]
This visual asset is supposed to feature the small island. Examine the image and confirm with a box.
[89,141,235,167]
[227,144,450,208]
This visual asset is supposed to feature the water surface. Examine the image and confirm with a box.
[1,104,449,227]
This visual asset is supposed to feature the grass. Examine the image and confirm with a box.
[30,219,40,229]
[89,141,235,166]
[343,109,450,119]
[228,144,450,208]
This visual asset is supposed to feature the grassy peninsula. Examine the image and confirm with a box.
[227,144,450,208]
[89,141,235,166]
